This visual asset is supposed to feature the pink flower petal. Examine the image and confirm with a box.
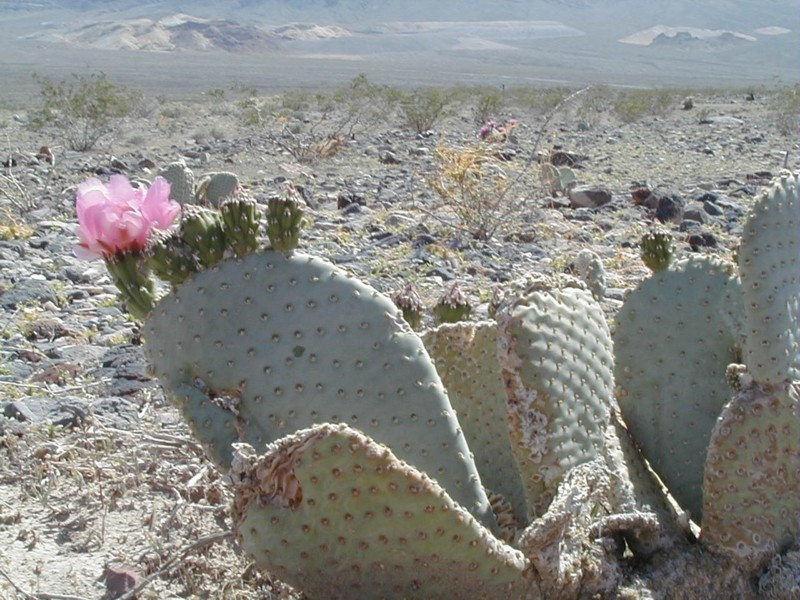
[142,176,180,229]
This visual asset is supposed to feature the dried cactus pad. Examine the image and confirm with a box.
[497,286,616,517]
[738,170,800,384]
[702,381,800,570]
[230,424,532,600]
[422,321,527,525]
[614,256,741,521]
[143,251,494,528]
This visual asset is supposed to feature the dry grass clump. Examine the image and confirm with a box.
[0,389,293,599]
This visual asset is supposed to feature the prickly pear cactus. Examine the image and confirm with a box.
[737,170,800,384]
[573,249,606,301]
[540,163,576,196]
[702,380,800,570]
[196,171,240,206]
[142,250,496,529]
[158,160,195,204]
[496,281,617,517]
[230,424,533,600]
[422,321,527,525]
[614,256,742,521]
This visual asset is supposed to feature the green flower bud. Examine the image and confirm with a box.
[267,194,306,252]
[392,284,425,330]
[434,282,472,324]
[221,196,261,257]
[180,205,226,268]
[146,230,200,285]
[640,227,674,272]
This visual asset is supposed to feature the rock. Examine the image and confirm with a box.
[105,565,142,597]
[653,187,685,223]
[379,151,401,165]
[631,187,655,208]
[687,232,718,250]
[337,192,366,210]
[703,201,724,216]
[568,186,612,209]
[36,146,55,165]
[110,157,129,171]
[3,401,36,422]
[683,208,706,223]
[699,115,744,126]
[0,279,58,309]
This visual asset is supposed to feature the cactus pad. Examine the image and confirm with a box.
[738,170,800,384]
[702,380,800,570]
[573,249,606,301]
[196,171,240,206]
[614,256,742,521]
[497,286,616,517]
[157,160,195,205]
[422,321,527,524]
[231,424,531,600]
[142,251,495,527]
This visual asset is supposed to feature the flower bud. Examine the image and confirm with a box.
[221,196,261,257]
[180,205,227,268]
[146,230,200,285]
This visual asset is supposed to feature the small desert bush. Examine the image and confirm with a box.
[769,84,800,136]
[428,143,519,240]
[574,85,615,127]
[273,75,392,163]
[280,90,316,112]
[613,89,676,123]
[30,72,132,151]
[510,86,573,114]
[473,87,505,125]
[401,87,450,133]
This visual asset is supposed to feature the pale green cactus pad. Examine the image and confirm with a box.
[497,285,616,517]
[738,170,800,384]
[421,321,528,525]
[196,171,240,206]
[702,380,800,570]
[142,251,495,528]
[614,256,742,521]
[230,423,533,600]
[573,249,606,301]
[158,160,195,205]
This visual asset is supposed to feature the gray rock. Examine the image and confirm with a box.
[0,279,58,309]
[654,188,685,224]
[699,115,744,126]
[568,186,612,209]
[683,208,706,223]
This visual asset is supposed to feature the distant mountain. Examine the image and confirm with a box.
[0,0,796,90]
[41,14,281,52]
[3,0,797,31]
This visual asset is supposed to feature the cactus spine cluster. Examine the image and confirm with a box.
[131,170,800,598]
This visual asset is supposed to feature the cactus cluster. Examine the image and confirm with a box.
[158,160,241,206]
[130,170,800,598]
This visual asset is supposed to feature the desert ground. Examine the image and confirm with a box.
[0,74,798,598]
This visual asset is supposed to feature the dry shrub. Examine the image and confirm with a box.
[428,144,516,241]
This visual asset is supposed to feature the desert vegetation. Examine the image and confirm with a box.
[0,71,798,598]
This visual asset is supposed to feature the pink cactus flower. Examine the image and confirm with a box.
[478,120,497,140]
[74,175,180,260]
